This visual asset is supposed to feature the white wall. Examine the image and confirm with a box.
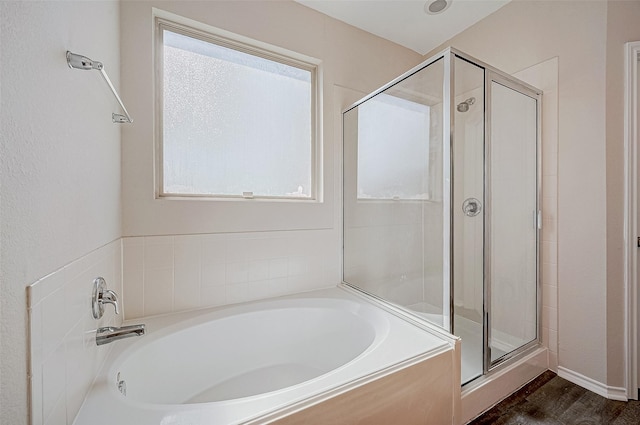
[0,2,121,424]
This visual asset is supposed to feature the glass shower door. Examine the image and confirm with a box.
[452,56,485,384]
[486,74,540,366]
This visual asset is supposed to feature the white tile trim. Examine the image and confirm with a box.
[27,240,123,425]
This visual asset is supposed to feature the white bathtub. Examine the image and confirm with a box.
[73,287,454,425]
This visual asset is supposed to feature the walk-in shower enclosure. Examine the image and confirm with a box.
[343,48,541,385]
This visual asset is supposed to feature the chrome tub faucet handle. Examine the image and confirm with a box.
[100,288,119,315]
[92,277,120,319]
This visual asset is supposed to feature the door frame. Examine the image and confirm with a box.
[483,70,543,373]
[624,41,640,400]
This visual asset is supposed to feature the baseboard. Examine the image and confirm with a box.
[557,366,628,401]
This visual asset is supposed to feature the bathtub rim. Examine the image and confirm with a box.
[339,282,461,344]
[246,285,461,423]
[110,296,392,407]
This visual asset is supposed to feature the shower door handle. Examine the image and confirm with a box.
[462,198,482,217]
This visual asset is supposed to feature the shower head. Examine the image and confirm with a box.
[66,51,103,71]
[456,97,476,113]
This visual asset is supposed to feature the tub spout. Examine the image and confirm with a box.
[96,324,145,346]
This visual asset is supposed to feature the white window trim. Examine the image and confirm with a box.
[153,10,323,202]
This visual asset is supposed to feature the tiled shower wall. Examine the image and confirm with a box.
[122,229,340,319]
[27,240,122,425]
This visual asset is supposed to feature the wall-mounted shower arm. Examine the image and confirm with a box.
[66,51,133,124]
[97,68,133,124]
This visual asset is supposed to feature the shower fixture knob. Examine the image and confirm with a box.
[462,198,482,217]
[92,277,120,319]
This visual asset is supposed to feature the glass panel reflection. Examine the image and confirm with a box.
[343,58,446,329]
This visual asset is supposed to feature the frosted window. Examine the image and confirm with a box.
[161,28,314,198]
[357,94,430,200]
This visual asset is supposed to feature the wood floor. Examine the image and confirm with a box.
[468,371,640,425]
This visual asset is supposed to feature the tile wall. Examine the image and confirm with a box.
[27,239,122,425]
[343,202,433,305]
[122,229,340,319]
[540,94,559,371]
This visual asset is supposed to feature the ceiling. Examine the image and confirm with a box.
[296,0,512,55]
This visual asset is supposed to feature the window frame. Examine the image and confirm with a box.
[355,92,433,202]
[154,16,321,202]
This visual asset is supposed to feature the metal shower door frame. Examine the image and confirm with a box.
[446,48,542,380]
[481,69,543,374]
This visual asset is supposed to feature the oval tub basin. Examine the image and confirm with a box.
[73,288,453,425]
[119,301,382,404]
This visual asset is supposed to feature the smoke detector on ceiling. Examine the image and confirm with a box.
[424,0,452,15]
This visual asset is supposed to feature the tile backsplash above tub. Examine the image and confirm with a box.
[122,230,340,320]
[27,230,339,424]
[27,239,122,425]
